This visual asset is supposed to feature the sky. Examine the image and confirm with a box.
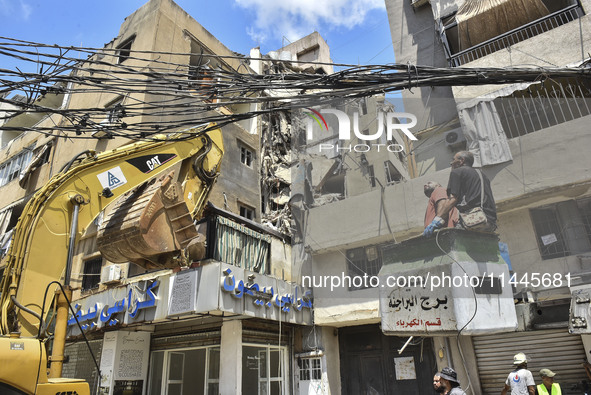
[0,0,395,73]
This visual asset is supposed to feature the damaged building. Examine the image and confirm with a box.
[288,0,591,394]
[0,1,330,394]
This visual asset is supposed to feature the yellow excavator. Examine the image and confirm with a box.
[0,125,223,394]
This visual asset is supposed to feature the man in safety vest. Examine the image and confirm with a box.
[536,368,561,395]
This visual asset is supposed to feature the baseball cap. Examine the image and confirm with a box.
[540,369,556,378]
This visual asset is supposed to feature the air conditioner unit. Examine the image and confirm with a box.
[101,264,122,284]
[444,129,466,148]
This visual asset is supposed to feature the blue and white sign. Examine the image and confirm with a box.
[97,166,127,190]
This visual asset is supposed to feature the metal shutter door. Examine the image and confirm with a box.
[473,329,587,395]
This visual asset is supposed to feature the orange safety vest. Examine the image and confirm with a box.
[536,383,561,395]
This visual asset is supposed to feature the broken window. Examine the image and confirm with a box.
[384,161,402,185]
[530,197,591,260]
[240,145,254,168]
[106,97,125,124]
[367,165,376,188]
[116,36,135,64]
[441,0,583,66]
[0,146,34,187]
[82,257,102,291]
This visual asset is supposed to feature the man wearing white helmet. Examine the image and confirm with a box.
[501,353,535,395]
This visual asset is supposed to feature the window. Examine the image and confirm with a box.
[212,216,270,273]
[242,345,286,395]
[116,36,134,64]
[239,205,255,221]
[0,147,34,187]
[530,198,591,260]
[148,346,219,395]
[81,258,102,291]
[367,165,376,188]
[346,246,382,290]
[105,97,125,124]
[299,357,322,381]
[240,146,254,167]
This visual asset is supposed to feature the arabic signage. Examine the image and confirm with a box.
[381,266,456,333]
[67,279,160,334]
[379,261,517,335]
[68,262,314,335]
[220,268,312,312]
[168,262,313,325]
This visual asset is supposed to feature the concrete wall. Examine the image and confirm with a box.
[384,0,458,134]
[303,113,591,251]
[278,32,334,74]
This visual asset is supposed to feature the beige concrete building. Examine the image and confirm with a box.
[0,1,325,394]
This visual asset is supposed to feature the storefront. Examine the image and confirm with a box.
[65,260,313,395]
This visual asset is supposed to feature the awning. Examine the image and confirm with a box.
[456,0,549,51]
[18,142,51,188]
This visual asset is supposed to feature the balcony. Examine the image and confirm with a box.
[446,3,584,67]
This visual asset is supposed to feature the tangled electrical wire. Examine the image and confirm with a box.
[1,36,590,141]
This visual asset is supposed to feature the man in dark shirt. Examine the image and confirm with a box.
[424,151,497,236]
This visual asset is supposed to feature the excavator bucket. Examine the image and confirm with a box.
[97,170,203,269]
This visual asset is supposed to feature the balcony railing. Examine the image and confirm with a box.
[449,4,584,67]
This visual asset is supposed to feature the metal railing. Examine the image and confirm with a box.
[449,4,584,67]
[494,79,591,139]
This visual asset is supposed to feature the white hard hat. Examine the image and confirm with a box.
[513,353,527,365]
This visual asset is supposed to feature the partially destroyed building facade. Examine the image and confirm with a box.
[0,0,321,394]
[292,0,591,394]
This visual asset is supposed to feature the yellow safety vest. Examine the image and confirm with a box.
[537,383,561,395]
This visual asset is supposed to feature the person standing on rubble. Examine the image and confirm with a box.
[424,150,497,236]
[501,353,535,395]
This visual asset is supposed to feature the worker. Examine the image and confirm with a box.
[536,369,561,395]
[424,150,497,237]
[438,367,466,395]
[501,353,535,395]
[423,181,458,231]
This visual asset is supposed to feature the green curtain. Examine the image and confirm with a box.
[214,216,271,273]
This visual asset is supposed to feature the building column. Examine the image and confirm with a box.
[220,319,242,394]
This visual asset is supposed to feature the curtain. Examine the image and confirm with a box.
[214,216,271,273]
[458,100,513,167]
[456,0,549,51]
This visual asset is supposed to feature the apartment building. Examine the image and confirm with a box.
[292,0,591,394]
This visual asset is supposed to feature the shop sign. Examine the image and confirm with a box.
[220,268,313,313]
[67,279,159,331]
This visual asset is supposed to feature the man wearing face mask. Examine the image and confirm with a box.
[424,150,497,236]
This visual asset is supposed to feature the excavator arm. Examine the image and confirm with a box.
[0,124,223,394]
